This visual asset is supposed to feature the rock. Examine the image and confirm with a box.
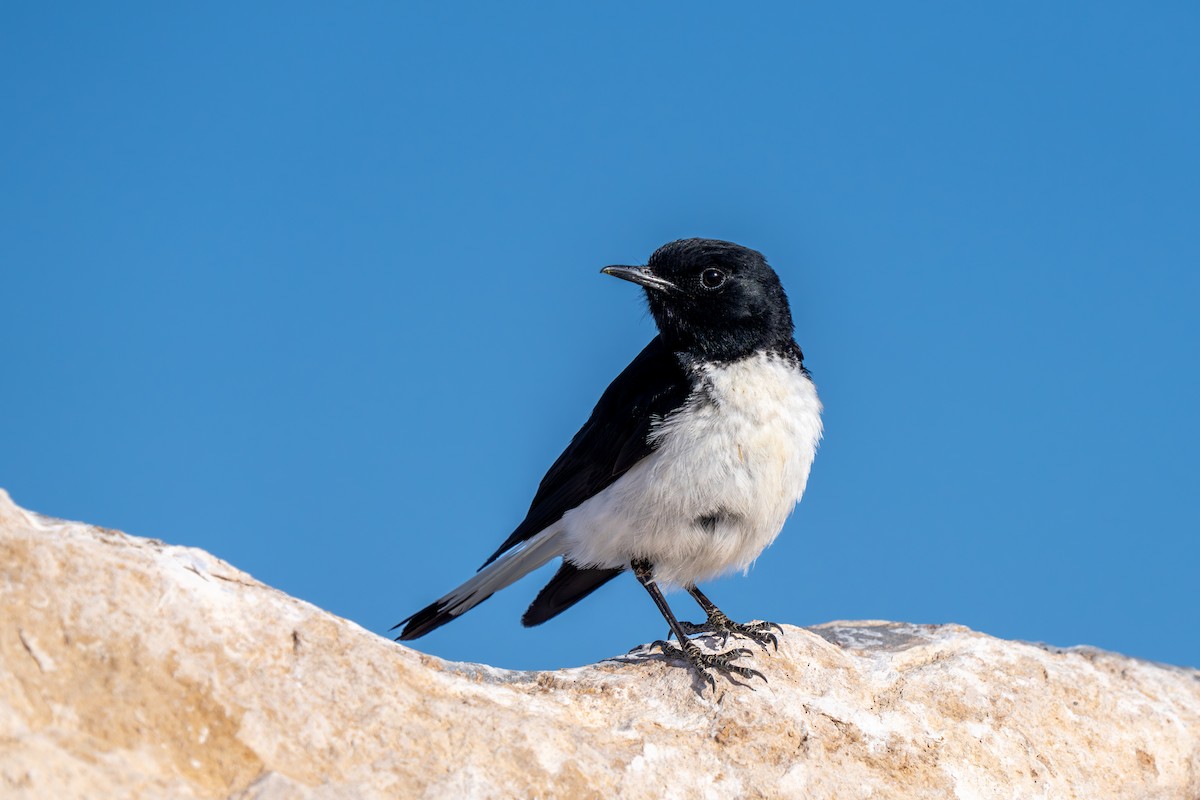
[1,488,1197,799]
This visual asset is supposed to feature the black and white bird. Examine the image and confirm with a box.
[395,238,822,688]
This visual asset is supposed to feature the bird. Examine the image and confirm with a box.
[394,238,823,689]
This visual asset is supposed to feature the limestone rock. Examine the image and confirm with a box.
[1,489,1197,799]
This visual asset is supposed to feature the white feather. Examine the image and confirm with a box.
[439,527,566,617]
[561,350,823,587]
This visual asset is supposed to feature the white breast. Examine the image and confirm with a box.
[561,351,823,587]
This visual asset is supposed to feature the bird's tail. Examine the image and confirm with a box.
[393,527,566,640]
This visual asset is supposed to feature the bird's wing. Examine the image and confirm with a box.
[481,335,691,567]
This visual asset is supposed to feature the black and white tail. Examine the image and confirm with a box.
[393,528,566,640]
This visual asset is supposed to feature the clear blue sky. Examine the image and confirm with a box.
[3,4,1197,672]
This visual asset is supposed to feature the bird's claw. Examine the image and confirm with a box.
[654,638,767,690]
[735,620,782,652]
[678,614,782,652]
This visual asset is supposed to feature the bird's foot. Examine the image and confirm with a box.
[676,611,782,651]
[648,638,766,691]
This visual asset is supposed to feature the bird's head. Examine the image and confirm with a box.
[602,238,795,361]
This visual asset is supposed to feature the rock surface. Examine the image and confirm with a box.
[1,489,1198,799]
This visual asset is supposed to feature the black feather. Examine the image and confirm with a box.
[480,335,691,567]
[522,561,624,627]
[393,593,491,640]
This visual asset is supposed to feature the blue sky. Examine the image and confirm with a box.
[2,4,1197,671]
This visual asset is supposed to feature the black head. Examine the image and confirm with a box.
[602,238,795,361]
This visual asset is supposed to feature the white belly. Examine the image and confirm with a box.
[561,351,823,587]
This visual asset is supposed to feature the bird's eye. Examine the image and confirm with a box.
[700,268,726,289]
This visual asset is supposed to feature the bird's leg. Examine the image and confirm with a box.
[674,584,782,651]
[630,558,765,690]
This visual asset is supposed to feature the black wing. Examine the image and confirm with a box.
[481,335,692,567]
[521,561,623,627]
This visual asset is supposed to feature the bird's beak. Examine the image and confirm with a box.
[600,265,677,293]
